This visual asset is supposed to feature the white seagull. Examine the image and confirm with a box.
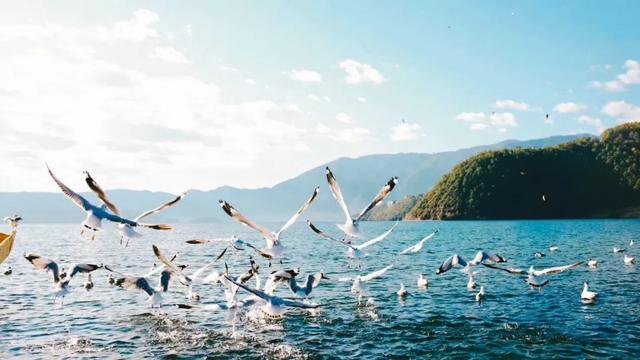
[307,221,397,258]
[83,171,185,246]
[613,247,625,253]
[397,283,408,298]
[107,267,174,308]
[475,286,485,302]
[417,274,428,288]
[186,235,249,253]
[436,251,506,275]
[581,282,597,301]
[47,165,171,241]
[350,264,394,299]
[263,269,328,298]
[224,275,321,318]
[23,253,102,301]
[624,254,635,265]
[3,215,22,228]
[219,186,319,261]
[549,246,559,252]
[587,259,598,268]
[325,166,398,238]
[399,229,439,255]
[482,261,583,289]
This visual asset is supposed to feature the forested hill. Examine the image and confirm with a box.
[408,123,640,220]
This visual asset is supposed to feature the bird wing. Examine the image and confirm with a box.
[223,274,271,302]
[158,269,172,292]
[307,221,357,250]
[400,229,438,255]
[190,248,227,282]
[186,238,231,244]
[281,298,322,309]
[152,244,181,273]
[116,276,155,296]
[436,254,467,275]
[83,171,120,215]
[276,186,320,237]
[355,177,398,221]
[67,263,102,279]
[219,200,275,244]
[325,167,352,222]
[355,221,398,250]
[24,253,59,283]
[46,165,91,211]
[360,264,394,282]
[134,193,186,221]
[481,263,526,275]
[534,261,584,276]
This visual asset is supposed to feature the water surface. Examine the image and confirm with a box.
[1,220,639,359]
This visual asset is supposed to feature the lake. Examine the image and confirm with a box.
[1,220,639,359]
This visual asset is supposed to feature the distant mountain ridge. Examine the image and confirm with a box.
[0,134,587,223]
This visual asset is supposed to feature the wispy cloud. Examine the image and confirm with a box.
[339,59,385,85]
[335,112,352,124]
[148,46,190,64]
[288,69,322,83]
[590,59,640,92]
[602,101,640,123]
[390,122,425,142]
[455,112,517,131]
[577,115,605,133]
[494,99,530,111]
[553,102,587,114]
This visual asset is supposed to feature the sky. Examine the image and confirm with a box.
[0,0,639,193]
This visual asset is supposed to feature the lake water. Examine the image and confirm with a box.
[1,220,639,359]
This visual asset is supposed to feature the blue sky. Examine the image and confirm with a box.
[0,1,639,192]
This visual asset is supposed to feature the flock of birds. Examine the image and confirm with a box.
[1,164,638,320]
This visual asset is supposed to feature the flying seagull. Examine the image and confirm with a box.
[223,275,321,318]
[83,171,185,246]
[399,229,439,255]
[350,263,394,300]
[23,253,102,301]
[436,251,506,275]
[46,165,171,241]
[3,215,22,228]
[219,186,319,261]
[264,269,328,298]
[325,166,398,238]
[106,266,174,308]
[307,220,397,258]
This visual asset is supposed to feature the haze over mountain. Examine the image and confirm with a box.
[0,134,585,224]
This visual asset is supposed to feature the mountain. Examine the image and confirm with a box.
[0,134,586,223]
[409,123,640,220]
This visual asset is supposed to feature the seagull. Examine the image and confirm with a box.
[581,282,597,301]
[223,275,321,318]
[84,274,93,291]
[624,254,635,265]
[23,253,102,301]
[107,273,115,285]
[397,283,408,298]
[613,247,625,253]
[264,269,328,298]
[106,266,173,308]
[46,165,171,241]
[325,166,398,238]
[4,266,12,275]
[631,240,635,247]
[83,171,185,246]
[217,259,261,307]
[307,221,397,258]
[417,274,428,288]
[587,259,598,268]
[466,271,480,290]
[549,246,559,252]
[350,264,394,299]
[399,229,439,254]
[152,245,227,299]
[186,235,248,252]
[528,262,584,276]
[219,186,319,261]
[3,215,22,228]
[534,252,546,258]
[483,261,583,289]
[436,251,506,275]
[526,273,550,289]
[475,286,485,302]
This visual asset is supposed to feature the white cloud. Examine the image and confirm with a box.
[495,99,530,111]
[244,78,257,85]
[330,127,371,143]
[357,97,366,103]
[113,9,160,42]
[590,59,640,92]
[553,102,587,113]
[390,122,425,142]
[0,11,312,192]
[339,59,385,85]
[307,93,320,102]
[602,101,640,123]
[315,123,331,134]
[288,69,322,83]
[455,112,517,131]
[577,115,605,132]
[186,24,193,38]
[455,112,486,122]
[148,46,190,64]
[335,112,352,124]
